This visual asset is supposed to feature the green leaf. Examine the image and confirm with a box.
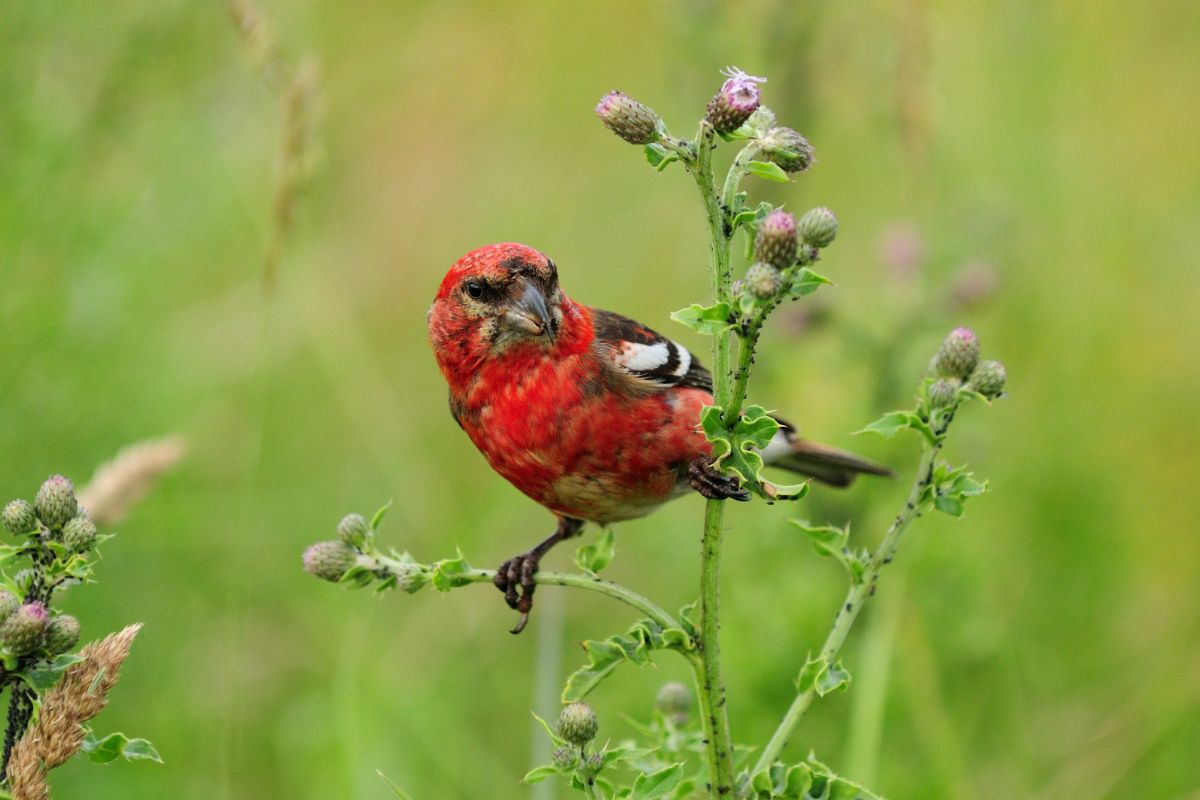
[670,303,734,336]
[795,655,851,696]
[789,520,865,585]
[376,770,415,799]
[815,660,851,697]
[81,731,163,764]
[934,494,965,517]
[562,618,692,702]
[700,405,805,499]
[630,763,684,799]
[853,411,937,445]
[803,753,887,799]
[574,529,615,574]
[21,653,85,691]
[787,267,833,298]
[644,143,679,172]
[530,710,567,746]
[522,765,560,784]
[431,551,474,591]
[746,160,790,183]
[369,501,393,533]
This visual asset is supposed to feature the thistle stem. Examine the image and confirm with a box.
[687,122,737,797]
[752,412,955,774]
[370,555,682,632]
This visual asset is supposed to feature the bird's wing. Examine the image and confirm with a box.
[590,308,712,395]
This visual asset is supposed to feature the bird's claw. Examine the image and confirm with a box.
[688,458,751,501]
[494,551,541,634]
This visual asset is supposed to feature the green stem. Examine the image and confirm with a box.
[370,555,681,632]
[752,412,954,774]
[686,122,737,797]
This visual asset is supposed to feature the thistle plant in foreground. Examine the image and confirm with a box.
[0,476,159,798]
[305,69,1006,799]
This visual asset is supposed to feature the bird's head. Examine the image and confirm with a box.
[429,243,578,382]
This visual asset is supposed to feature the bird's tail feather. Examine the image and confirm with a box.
[768,438,893,488]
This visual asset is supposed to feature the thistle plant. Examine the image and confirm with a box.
[305,69,1006,799]
[0,476,159,799]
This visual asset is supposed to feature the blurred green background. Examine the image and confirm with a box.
[2,0,1198,797]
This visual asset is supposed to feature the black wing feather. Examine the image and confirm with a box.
[591,308,712,393]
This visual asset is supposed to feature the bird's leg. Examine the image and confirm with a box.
[688,458,751,501]
[494,516,585,634]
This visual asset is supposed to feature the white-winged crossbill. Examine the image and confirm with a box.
[428,243,889,631]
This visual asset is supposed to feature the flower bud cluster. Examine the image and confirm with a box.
[927,328,1008,406]
[0,593,80,657]
[303,511,432,593]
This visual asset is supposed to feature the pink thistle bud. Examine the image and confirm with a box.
[1,602,49,656]
[754,210,798,269]
[933,327,980,380]
[302,540,358,582]
[595,91,661,145]
[705,67,764,134]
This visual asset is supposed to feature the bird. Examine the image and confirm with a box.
[428,243,890,633]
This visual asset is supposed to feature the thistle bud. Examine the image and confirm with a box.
[556,702,598,746]
[730,279,746,299]
[337,513,368,548]
[798,207,838,249]
[43,614,81,654]
[63,515,98,553]
[595,91,661,145]
[1,602,48,656]
[745,262,783,299]
[35,475,77,530]
[655,681,692,725]
[705,67,764,134]
[2,500,37,535]
[551,745,578,770]
[302,541,358,583]
[754,210,798,269]
[0,590,19,623]
[761,127,815,173]
[968,360,1007,398]
[933,327,980,380]
[928,379,958,409]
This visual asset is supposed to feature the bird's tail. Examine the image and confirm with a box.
[761,421,892,488]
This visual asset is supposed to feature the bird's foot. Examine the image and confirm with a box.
[688,458,751,501]
[493,551,542,634]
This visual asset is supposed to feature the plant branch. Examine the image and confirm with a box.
[369,554,682,633]
[752,411,955,774]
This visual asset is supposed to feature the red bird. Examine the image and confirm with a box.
[428,243,889,632]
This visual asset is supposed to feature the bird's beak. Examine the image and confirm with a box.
[503,278,551,338]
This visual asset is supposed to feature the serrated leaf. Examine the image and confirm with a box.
[82,731,163,764]
[431,552,473,591]
[377,770,415,799]
[853,411,938,444]
[21,654,85,691]
[815,660,851,696]
[631,762,685,799]
[789,520,865,585]
[562,618,691,702]
[575,529,615,573]
[795,655,851,697]
[670,303,735,336]
[699,405,789,498]
[746,160,790,183]
[803,754,887,799]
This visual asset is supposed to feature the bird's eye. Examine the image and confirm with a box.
[464,280,484,299]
